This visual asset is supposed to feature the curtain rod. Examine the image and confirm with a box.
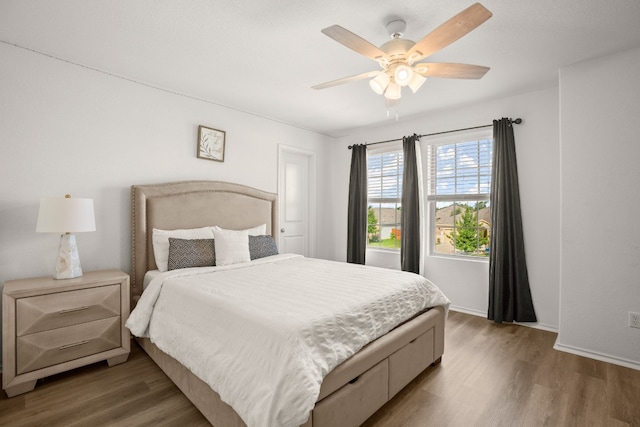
[347,118,523,149]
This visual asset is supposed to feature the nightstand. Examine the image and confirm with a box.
[2,269,130,397]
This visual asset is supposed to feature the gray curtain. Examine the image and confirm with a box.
[401,134,420,273]
[347,144,367,264]
[488,118,537,323]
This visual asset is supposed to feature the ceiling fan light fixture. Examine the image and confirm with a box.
[313,3,493,112]
[369,72,390,95]
[384,82,402,100]
[408,73,427,93]
[393,64,413,86]
[369,73,391,95]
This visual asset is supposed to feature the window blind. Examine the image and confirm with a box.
[368,151,404,202]
[427,136,492,202]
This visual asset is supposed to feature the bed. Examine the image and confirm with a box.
[127,180,449,427]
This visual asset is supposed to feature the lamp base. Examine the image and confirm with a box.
[54,233,83,279]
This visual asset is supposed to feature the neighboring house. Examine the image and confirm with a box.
[434,205,491,255]
[370,207,401,240]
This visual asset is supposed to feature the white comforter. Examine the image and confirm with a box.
[126,254,450,427]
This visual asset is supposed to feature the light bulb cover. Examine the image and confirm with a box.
[384,82,402,100]
[408,73,427,93]
[394,64,413,86]
[369,73,390,95]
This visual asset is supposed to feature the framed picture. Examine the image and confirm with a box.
[197,125,226,162]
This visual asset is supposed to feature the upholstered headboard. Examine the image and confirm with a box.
[130,181,278,303]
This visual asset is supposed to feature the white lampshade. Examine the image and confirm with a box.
[393,64,414,86]
[369,72,390,95]
[384,82,402,100]
[408,73,427,93]
[36,196,96,233]
[36,195,96,279]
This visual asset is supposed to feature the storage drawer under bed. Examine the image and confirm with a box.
[313,359,389,427]
[388,328,434,398]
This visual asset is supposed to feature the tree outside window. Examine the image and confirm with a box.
[446,203,490,255]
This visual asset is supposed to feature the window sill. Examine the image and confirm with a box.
[427,253,489,264]
[366,247,401,254]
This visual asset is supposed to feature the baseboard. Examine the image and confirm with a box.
[449,305,485,318]
[449,305,558,333]
[554,342,640,371]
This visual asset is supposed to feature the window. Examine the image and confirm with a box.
[367,149,403,250]
[427,131,492,258]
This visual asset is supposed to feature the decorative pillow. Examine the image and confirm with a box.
[167,238,216,271]
[249,235,278,260]
[213,228,251,266]
[152,226,215,272]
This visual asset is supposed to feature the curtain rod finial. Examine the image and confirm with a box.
[512,118,522,125]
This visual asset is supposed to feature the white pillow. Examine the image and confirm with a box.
[212,223,267,236]
[152,226,214,272]
[247,224,267,236]
[213,228,250,266]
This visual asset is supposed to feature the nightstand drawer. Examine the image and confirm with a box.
[16,316,121,374]
[16,284,120,336]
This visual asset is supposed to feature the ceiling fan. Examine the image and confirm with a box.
[312,2,493,107]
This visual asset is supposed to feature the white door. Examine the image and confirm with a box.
[278,146,315,256]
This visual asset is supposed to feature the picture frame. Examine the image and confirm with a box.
[197,125,226,162]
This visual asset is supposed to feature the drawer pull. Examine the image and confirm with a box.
[58,340,91,350]
[348,376,360,384]
[58,306,90,314]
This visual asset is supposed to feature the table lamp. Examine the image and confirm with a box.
[36,194,96,279]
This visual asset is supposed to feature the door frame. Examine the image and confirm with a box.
[277,144,317,258]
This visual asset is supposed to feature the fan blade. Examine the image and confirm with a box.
[312,70,381,90]
[407,3,492,63]
[414,62,490,79]
[321,25,387,61]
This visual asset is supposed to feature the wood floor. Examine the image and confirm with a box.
[1,311,639,426]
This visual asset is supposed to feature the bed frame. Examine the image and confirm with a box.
[130,180,445,427]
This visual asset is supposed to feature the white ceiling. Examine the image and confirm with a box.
[2,0,640,137]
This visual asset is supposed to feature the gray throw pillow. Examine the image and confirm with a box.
[167,238,216,270]
[249,235,278,260]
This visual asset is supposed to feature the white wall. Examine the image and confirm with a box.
[327,86,561,331]
[5,36,637,374]
[0,44,332,369]
[557,46,640,369]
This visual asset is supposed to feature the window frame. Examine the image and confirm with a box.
[424,128,493,261]
[366,142,403,251]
